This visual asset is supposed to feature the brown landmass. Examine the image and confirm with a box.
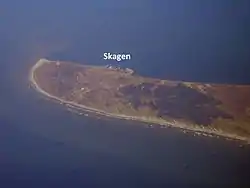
[29,59,250,142]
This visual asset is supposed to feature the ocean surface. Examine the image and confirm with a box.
[0,0,250,187]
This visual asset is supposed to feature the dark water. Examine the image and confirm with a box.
[1,0,250,187]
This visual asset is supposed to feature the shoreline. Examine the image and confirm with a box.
[29,59,250,144]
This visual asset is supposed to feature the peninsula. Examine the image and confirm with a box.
[30,59,250,143]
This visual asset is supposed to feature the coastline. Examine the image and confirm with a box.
[29,59,250,144]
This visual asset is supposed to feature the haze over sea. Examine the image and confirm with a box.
[0,0,250,187]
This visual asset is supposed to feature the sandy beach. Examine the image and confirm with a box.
[29,59,250,143]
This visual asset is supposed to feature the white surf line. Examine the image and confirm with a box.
[29,59,250,143]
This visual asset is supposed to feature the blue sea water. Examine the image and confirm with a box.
[0,0,250,187]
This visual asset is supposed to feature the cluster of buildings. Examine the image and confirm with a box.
[105,64,134,75]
